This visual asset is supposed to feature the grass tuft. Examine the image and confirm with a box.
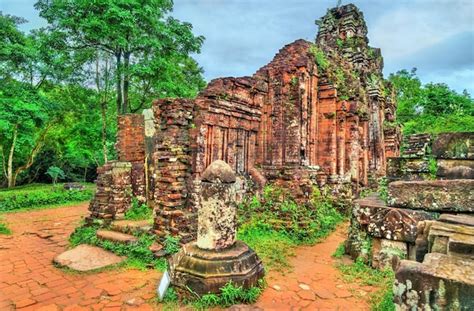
[124,198,153,220]
[0,222,11,235]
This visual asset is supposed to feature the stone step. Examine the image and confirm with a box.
[388,179,474,212]
[53,244,126,272]
[96,230,138,244]
[428,221,474,257]
[110,219,153,234]
[437,159,474,180]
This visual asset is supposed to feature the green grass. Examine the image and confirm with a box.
[0,183,94,212]
[124,198,153,220]
[332,243,345,259]
[337,258,395,311]
[238,185,345,273]
[189,280,265,310]
[0,222,11,235]
[69,224,167,272]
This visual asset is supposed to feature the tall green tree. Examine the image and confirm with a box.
[389,68,474,135]
[35,0,206,115]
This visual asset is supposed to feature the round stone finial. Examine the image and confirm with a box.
[201,160,236,183]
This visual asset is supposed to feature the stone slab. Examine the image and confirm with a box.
[96,230,138,243]
[110,219,153,234]
[439,214,474,227]
[386,157,430,182]
[428,221,474,257]
[437,159,474,179]
[388,179,474,212]
[432,132,474,159]
[53,244,125,272]
[353,196,436,242]
[394,253,474,310]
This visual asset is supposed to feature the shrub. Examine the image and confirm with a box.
[0,183,94,212]
[163,235,180,254]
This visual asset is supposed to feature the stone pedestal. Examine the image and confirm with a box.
[169,160,265,295]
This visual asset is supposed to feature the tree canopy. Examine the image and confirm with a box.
[0,1,206,188]
[389,68,474,135]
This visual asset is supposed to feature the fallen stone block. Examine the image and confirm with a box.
[96,230,138,244]
[394,253,474,310]
[388,179,474,212]
[53,244,125,272]
[371,238,407,269]
[432,132,474,160]
[437,159,474,180]
[428,219,474,258]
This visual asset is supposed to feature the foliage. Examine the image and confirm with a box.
[238,185,344,272]
[69,224,167,271]
[238,222,296,272]
[332,243,346,258]
[0,222,11,235]
[35,0,206,114]
[427,157,438,180]
[309,45,330,72]
[0,183,93,212]
[377,177,389,203]
[337,257,395,311]
[163,235,181,255]
[190,280,264,309]
[46,166,65,185]
[124,198,153,220]
[389,68,474,135]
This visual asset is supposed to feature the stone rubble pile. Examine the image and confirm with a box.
[347,132,474,309]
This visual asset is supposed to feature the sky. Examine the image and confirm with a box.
[2,0,474,94]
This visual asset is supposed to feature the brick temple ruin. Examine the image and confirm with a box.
[87,4,401,242]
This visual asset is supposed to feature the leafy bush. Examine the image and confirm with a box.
[0,183,94,212]
[309,45,330,72]
[125,198,153,220]
[163,235,180,254]
[46,166,65,185]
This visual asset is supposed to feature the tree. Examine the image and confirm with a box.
[0,79,53,187]
[389,68,474,135]
[46,166,65,185]
[36,0,206,115]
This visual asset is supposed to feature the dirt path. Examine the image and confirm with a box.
[254,225,376,310]
[0,205,373,310]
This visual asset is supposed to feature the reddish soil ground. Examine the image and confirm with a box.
[254,225,377,310]
[0,205,374,310]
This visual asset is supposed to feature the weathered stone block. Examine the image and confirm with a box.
[428,219,474,258]
[394,253,474,310]
[386,157,430,181]
[437,159,474,179]
[388,179,474,212]
[353,196,436,242]
[371,238,407,270]
[432,132,474,159]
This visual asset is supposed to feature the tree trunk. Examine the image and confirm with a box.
[101,101,108,163]
[122,51,131,114]
[115,51,123,115]
[7,125,18,188]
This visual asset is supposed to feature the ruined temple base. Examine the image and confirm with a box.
[169,241,265,295]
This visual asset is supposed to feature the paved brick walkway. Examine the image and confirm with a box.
[0,205,373,310]
[0,204,160,310]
